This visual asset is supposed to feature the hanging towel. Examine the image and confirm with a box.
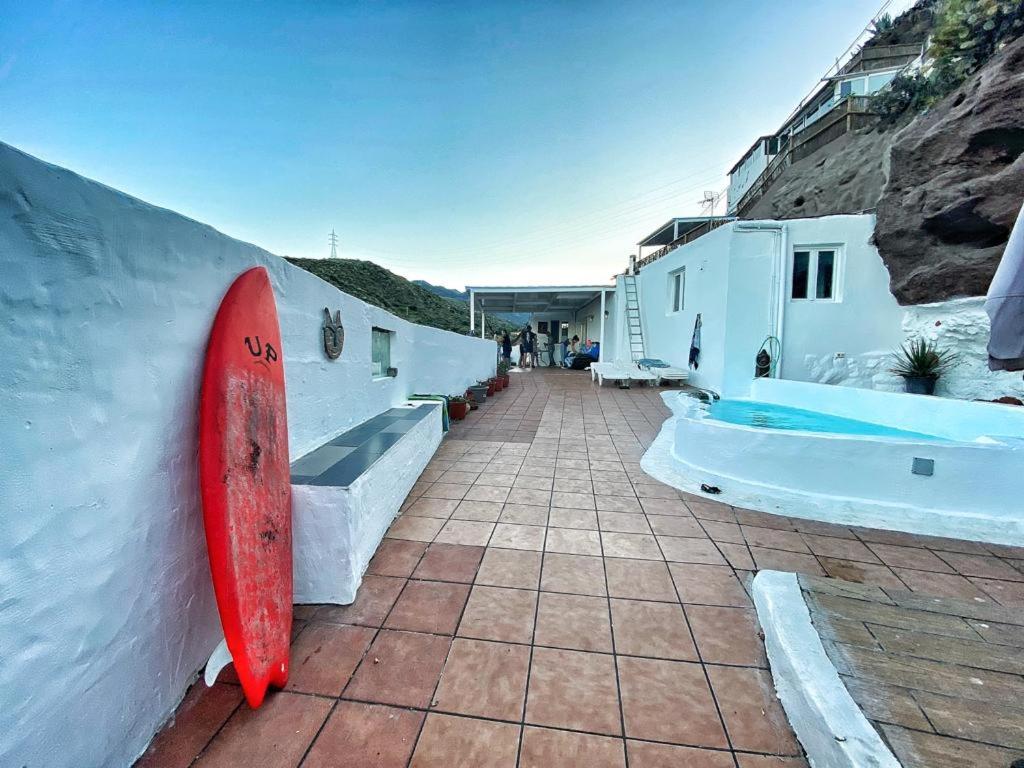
[409,394,450,431]
[986,201,1024,372]
[689,314,702,369]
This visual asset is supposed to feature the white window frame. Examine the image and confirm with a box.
[667,267,686,314]
[790,246,843,303]
[371,326,393,378]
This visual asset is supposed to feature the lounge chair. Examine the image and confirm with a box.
[591,362,657,387]
[636,358,689,386]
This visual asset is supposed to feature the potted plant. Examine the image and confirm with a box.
[497,360,511,387]
[889,337,957,395]
[468,383,488,402]
[448,395,469,421]
[485,378,496,396]
[493,374,504,392]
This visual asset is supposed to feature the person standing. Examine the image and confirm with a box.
[522,325,535,368]
[501,331,512,363]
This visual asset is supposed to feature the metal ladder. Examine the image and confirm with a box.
[623,274,646,362]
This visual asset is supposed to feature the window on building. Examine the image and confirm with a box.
[371,327,392,377]
[792,251,810,299]
[868,71,897,92]
[839,77,869,99]
[791,248,840,301]
[668,268,685,313]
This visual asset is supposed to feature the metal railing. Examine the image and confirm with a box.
[635,218,734,271]
[840,43,923,75]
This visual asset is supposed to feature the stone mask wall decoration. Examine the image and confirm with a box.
[322,308,344,360]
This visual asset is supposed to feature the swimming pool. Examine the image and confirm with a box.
[708,399,946,442]
[639,378,1024,545]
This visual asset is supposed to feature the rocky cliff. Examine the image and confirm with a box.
[874,34,1024,304]
[744,34,1024,306]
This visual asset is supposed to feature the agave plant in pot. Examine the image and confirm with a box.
[448,394,469,421]
[889,337,957,395]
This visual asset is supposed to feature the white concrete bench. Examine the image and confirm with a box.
[591,362,657,386]
[290,403,442,604]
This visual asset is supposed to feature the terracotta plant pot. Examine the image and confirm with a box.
[501,374,510,387]
[486,380,496,396]
[494,377,504,392]
[448,400,469,420]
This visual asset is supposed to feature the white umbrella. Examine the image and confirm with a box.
[986,202,1024,372]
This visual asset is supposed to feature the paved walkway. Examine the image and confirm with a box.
[139,368,1024,768]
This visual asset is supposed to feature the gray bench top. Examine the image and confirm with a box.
[291,404,439,487]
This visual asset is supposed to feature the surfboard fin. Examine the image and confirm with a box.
[204,638,233,686]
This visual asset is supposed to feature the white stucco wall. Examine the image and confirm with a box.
[900,298,1024,401]
[634,225,733,390]
[0,142,494,768]
[722,229,777,391]
[778,215,906,386]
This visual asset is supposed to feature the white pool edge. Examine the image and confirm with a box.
[640,393,1024,546]
[751,571,901,768]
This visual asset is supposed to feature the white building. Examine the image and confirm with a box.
[603,214,1022,401]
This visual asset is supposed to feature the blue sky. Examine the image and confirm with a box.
[1,0,895,288]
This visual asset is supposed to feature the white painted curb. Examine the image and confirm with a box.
[751,571,901,768]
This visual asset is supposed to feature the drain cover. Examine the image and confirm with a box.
[911,457,934,476]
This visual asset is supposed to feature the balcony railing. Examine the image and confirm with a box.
[636,218,734,271]
[840,42,923,75]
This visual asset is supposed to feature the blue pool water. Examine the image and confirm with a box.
[707,399,946,441]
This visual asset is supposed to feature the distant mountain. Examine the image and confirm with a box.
[413,280,468,302]
[414,279,531,327]
[286,257,518,336]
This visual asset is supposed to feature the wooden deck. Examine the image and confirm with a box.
[800,574,1024,767]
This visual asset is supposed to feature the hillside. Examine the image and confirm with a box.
[287,257,519,336]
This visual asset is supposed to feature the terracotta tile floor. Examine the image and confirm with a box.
[139,369,1024,768]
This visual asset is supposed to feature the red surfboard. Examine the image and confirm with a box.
[199,266,291,708]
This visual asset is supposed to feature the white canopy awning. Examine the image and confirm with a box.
[465,284,614,361]
[466,285,613,315]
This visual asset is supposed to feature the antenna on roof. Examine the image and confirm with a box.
[328,229,339,259]
[699,191,721,217]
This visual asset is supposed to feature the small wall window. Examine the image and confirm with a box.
[838,77,868,99]
[371,327,392,377]
[668,268,685,313]
[791,248,840,302]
